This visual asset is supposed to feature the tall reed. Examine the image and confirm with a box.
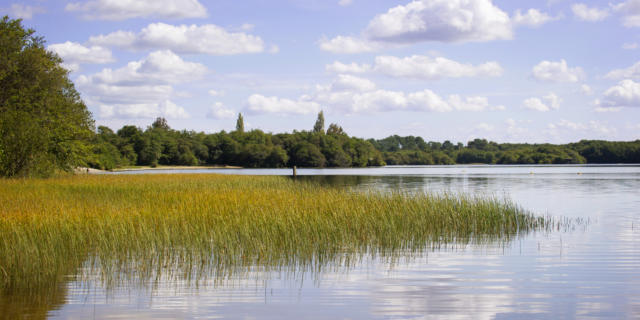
[0,174,552,291]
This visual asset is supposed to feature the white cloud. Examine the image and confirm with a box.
[447,95,491,111]
[320,1,561,53]
[613,0,640,27]
[48,41,114,72]
[77,51,205,119]
[571,3,610,22]
[207,102,235,119]
[6,4,45,19]
[596,79,640,109]
[338,0,353,6]
[318,36,379,54]
[605,61,640,80]
[548,120,614,135]
[254,75,501,115]
[243,72,504,116]
[326,55,503,80]
[581,84,594,95]
[512,9,557,27]
[363,0,513,43]
[246,94,321,115]
[523,93,561,111]
[373,55,503,79]
[326,61,371,73]
[622,42,639,49]
[532,59,585,82]
[329,74,377,92]
[89,22,266,55]
[98,100,189,119]
[65,0,207,20]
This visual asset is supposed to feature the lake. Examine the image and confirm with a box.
[20,165,640,318]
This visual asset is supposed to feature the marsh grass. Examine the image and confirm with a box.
[0,174,555,292]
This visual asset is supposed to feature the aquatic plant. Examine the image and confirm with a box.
[0,174,552,291]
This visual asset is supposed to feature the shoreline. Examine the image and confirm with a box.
[113,165,242,172]
[75,165,242,174]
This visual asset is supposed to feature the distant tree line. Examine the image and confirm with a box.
[88,113,385,170]
[368,135,640,165]
[88,112,640,171]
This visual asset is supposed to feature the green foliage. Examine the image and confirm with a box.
[0,16,94,177]
[313,110,325,134]
[368,136,640,165]
[235,113,244,133]
[88,117,386,169]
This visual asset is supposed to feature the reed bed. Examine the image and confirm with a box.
[0,174,553,291]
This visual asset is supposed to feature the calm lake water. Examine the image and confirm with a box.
[37,166,640,318]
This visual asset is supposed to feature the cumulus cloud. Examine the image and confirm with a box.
[98,100,189,119]
[373,55,502,79]
[512,9,557,27]
[89,22,266,55]
[319,1,557,53]
[548,120,614,135]
[48,41,114,72]
[532,59,585,82]
[571,3,610,21]
[581,84,594,95]
[326,55,503,80]
[613,0,640,27]
[207,102,235,119]
[318,36,379,54]
[605,61,640,80]
[329,74,377,92]
[523,93,561,111]
[623,42,639,49]
[246,95,321,115]
[5,3,45,19]
[77,50,206,119]
[246,75,502,115]
[65,0,207,20]
[326,61,371,73]
[595,79,640,109]
[338,0,353,6]
[364,0,512,43]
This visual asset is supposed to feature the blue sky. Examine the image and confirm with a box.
[3,0,640,143]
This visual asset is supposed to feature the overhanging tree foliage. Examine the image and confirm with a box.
[0,16,94,177]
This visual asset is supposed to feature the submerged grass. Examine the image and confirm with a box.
[0,174,553,291]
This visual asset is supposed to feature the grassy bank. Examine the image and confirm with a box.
[0,174,551,290]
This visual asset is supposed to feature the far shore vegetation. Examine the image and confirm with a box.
[87,115,640,172]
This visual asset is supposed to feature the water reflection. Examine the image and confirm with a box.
[5,166,640,319]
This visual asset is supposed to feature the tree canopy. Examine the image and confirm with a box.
[0,16,94,177]
[313,111,325,134]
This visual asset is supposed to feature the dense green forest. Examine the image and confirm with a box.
[88,114,640,170]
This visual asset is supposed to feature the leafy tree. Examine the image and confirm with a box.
[0,16,94,177]
[313,110,325,134]
[151,117,170,130]
[235,113,244,133]
[327,123,346,136]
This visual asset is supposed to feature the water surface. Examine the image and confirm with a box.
[29,166,640,318]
